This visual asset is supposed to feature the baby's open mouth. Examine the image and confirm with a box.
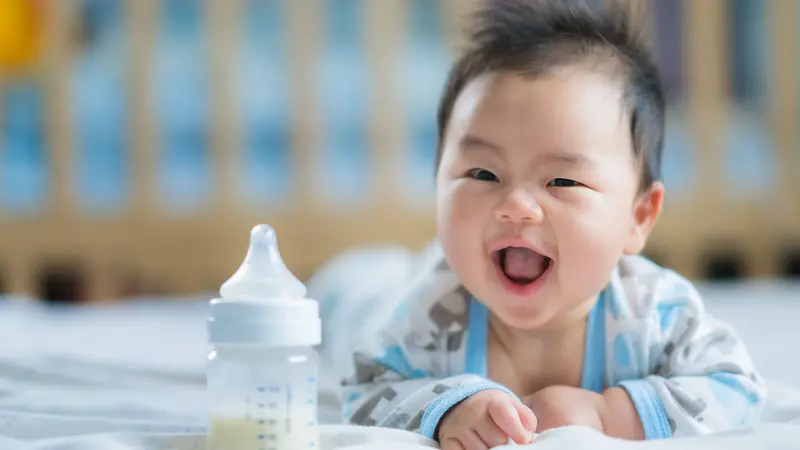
[494,247,552,285]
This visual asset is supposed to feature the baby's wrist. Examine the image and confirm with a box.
[600,387,646,440]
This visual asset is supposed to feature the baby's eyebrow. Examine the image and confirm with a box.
[539,152,596,168]
[459,135,502,152]
[460,134,596,168]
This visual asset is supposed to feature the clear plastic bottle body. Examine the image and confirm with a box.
[206,344,320,450]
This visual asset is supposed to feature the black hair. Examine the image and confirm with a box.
[435,0,665,191]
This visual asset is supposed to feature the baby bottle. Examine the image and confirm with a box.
[206,224,322,450]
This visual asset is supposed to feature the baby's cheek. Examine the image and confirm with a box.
[442,222,478,270]
[440,190,484,241]
[439,207,486,287]
[557,215,624,293]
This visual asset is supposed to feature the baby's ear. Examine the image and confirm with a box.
[623,181,664,255]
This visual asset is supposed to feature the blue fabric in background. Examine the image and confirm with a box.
[154,0,210,213]
[0,84,49,215]
[403,0,449,201]
[237,0,291,206]
[318,0,371,206]
[74,0,129,214]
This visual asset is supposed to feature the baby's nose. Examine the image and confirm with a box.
[495,189,543,224]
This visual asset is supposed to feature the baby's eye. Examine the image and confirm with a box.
[547,178,579,188]
[468,169,499,182]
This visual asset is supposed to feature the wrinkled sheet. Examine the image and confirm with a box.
[0,249,799,449]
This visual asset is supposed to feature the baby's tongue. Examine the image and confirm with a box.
[503,247,547,280]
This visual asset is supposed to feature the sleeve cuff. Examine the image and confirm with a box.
[420,381,516,440]
[617,379,672,440]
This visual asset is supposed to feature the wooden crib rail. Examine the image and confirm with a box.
[0,0,797,302]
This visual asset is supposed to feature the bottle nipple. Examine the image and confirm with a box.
[219,224,307,301]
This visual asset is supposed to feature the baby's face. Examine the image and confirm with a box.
[436,68,662,330]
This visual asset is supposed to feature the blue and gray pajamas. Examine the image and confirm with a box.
[336,244,766,440]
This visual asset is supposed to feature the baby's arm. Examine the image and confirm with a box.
[340,345,520,439]
[611,269,766,439]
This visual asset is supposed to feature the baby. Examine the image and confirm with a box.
[337,0,766,447]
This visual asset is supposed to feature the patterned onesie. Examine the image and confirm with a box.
[336,243,766,440]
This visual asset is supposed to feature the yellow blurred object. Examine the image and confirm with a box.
[0,0,42,71]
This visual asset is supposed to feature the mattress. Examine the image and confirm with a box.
[0,276,798,449]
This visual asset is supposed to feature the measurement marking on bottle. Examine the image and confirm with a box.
[286,383,292,433]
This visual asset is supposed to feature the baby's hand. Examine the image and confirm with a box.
[522,385,644,440]
[522,385,605,433]
[438,390,536,450]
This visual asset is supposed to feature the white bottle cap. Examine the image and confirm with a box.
[207,224,321,347]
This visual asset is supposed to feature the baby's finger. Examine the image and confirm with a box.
[512,401,538,440]
[487,398,528,444]
[440,437,466,450]
[475,420,512,449]
[462,430,490,450]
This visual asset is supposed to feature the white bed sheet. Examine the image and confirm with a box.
[0,278,798,449]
